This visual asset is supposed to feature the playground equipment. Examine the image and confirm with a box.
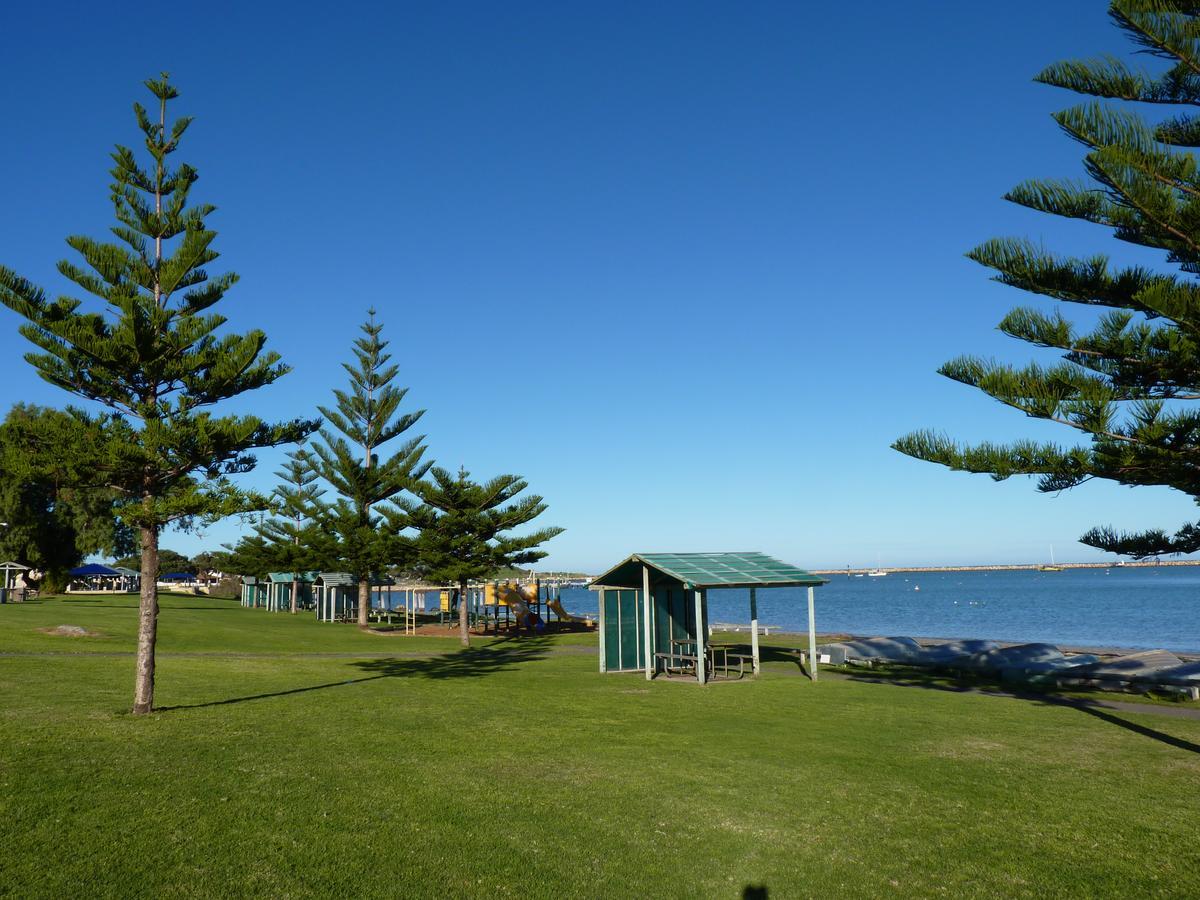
[547,596,590,625]
[476,579,593,631]
[498,584,546,632]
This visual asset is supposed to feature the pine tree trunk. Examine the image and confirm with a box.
[132,523,160,715]
[458,577,470,647]
[358,578,370,628]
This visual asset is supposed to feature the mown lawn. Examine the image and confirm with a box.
[2,594,1199,898]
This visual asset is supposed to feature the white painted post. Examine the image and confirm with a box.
[642,565,653,681]
[749,587,760,676]
[695,588,707,685]
[807,586,818,682]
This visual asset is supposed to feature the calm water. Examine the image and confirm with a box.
[556,567,1200,652]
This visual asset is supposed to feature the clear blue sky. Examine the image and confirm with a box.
[2,2,1195,571]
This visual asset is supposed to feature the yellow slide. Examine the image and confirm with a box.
[499,587,545,632]
[548,597,593,626]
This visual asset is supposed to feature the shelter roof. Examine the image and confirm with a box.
[69,563,120,577]
[312,572,395,587]
[267,571,318,583]
[0,561,30,571]
[590,552,828,590]
[112,567,139,577]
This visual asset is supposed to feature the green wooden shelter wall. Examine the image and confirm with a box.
[602,586,708,673]
[601,589,644,671]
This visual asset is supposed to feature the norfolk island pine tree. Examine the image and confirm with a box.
[309,312,430,627]
[400,466,563,647]
[895,2,1200,560]
[257,444,326,613]
[0,76,316,713]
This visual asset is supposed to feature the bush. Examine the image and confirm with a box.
[209,576,241,600]
[40,569,69,595]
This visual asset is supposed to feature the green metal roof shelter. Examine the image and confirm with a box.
[240,575,268,608]
[589,552,828,684]
[265,571,319,613]
[312,572,396,622]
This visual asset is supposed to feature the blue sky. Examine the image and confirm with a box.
[2,2,1196,571]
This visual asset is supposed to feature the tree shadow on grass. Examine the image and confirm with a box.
[58,599,245,610]
[156,635,553,712]
[837,665,1200,756]
[1036,695,1200,755]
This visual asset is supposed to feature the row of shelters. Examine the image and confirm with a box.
[241,572,397,621]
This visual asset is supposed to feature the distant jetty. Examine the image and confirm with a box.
[814,560,1200,575]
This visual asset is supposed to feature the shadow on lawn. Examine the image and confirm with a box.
[711,641,808,672]
[838,666,1200,756]
[157,635,553,712]
[1041,696,1200,755]
[59,599,244,610]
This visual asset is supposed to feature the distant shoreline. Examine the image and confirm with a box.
[812,560,1200,575]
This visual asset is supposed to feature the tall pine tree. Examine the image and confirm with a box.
[895,2,1200,560]
[258,445,325,613]
[0,76,315,713]
[402,466,563,646]
[310,312,429,626]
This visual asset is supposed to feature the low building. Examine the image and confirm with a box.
[589,552,828,683]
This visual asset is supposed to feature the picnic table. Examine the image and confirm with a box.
[656,639,749,679]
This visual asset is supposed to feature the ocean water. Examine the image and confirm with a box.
[555,566,1200,652]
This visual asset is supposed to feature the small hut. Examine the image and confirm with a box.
[241,575,268,608]
[266,572,317,612]
[314,573,355,621]
[312,573,396,622]
[589,552,828,683]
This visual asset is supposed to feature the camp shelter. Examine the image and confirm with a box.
[241,576,268,608]
[111,566,140,592]
[67,563,124,592]
[312,573,395,622]
[266,572,317,612]
[589,552,828,684]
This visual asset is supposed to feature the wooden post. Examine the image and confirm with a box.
[642,565,653,680]
[597,589,607,673]
[749,587,760,676]
[695,588,707,685]
[807,586,818,682]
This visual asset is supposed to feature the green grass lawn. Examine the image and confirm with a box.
[3,594,1199,898]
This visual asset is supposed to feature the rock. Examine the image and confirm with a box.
[48,624,92,636]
